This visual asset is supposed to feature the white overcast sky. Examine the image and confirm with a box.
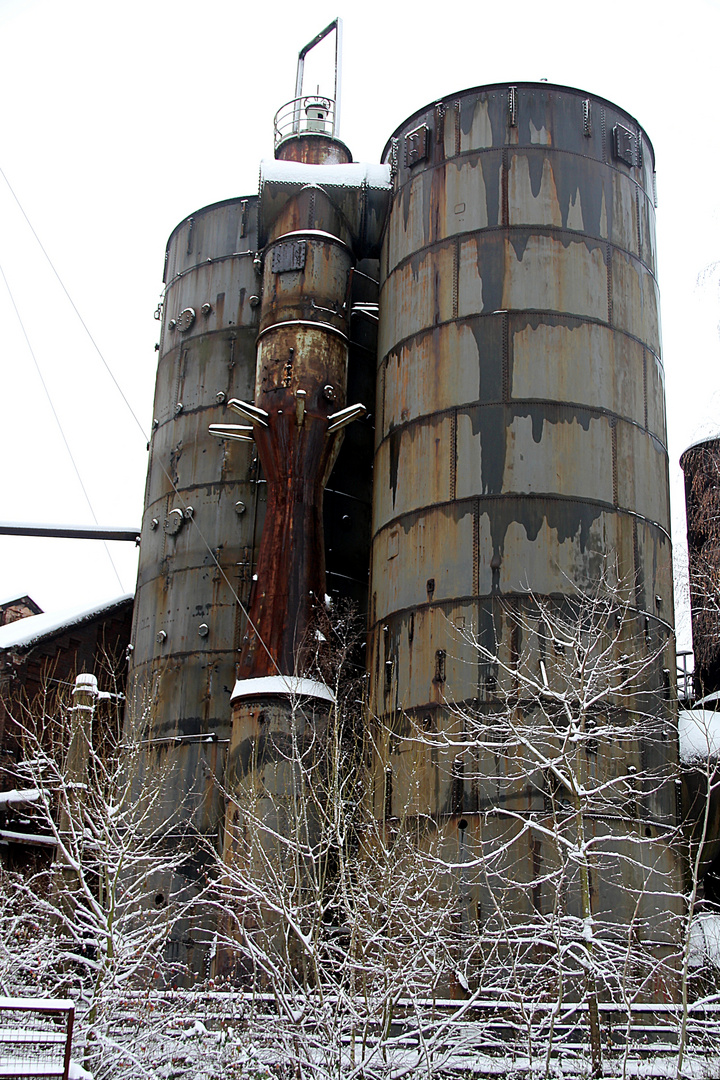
[0,0,717,652]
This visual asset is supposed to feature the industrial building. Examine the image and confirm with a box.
[114,45,684,985]
[681,436,720,698]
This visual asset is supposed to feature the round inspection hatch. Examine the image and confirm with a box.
[164,508,184,535]
[176,307,196,333]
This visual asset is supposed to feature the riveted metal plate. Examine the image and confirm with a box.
[271,241,307,273]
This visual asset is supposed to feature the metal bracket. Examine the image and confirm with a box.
[326,402,367,434]
[405,125,429,167]
[613,124,637,167]
[508,86,517,128]
[228,399,270,428]
[209,423,254,443]
[583,99,591,138]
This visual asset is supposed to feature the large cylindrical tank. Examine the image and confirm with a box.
[125,196,265,968]
[127,197,264,839]
[368,83,679,946]
[127,189,379,948]
[681,435,720,697]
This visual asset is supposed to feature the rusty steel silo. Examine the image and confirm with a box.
[126,197,265,948]
[129,194,265,759]
[680,435,720,697]
[368,84,680,941]
[127,152,383,956]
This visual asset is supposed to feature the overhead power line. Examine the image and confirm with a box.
[0,164,149,443]
[0,257,125,592]
[0,164,284,680]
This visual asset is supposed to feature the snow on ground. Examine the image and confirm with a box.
[68,1062,93,1080]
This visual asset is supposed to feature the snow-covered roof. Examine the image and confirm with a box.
[0,593,41,611]
[0,593,133,652]
[0,788,40,806]
[231,675,335,704]
[678,708,720,763]
[0,829,56,847]
[260,159,392,192]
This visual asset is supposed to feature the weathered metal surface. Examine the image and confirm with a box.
[124,79,683,973]
[371,83,672,712]
[237,323,350,677]
[369,83,680,936]
[324,262,378,606]
[275,133,352,166]
[681,437,720,696]
[217,151,382,978]
[126,196,263,863]
[231,154,388,683]
[128,165,382,919]
[259,232,352,335]
[258,160,392,255]
[235,177,354,677]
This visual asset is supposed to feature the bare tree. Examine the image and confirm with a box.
[0,672,195,1079]
[211,608,480,1080]
[675,700,720,1076]
[0,588,705,1079]
[370,570,684,1079]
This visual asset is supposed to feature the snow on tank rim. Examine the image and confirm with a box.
[260,158,392,191]
[231,675,335,704]
[680,428,720,461]
[381,80,655,166]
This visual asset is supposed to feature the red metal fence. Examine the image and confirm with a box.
[0,998,74,1080]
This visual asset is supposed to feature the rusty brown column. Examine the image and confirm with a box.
[237,233,353,678]
[231,136,391,682]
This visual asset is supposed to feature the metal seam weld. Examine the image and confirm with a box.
[371,494,673,545]
[382,224,660,283]
[374,400,669,456]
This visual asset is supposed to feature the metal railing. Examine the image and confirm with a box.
[677,649,695,701]
[273,95,337,147]
[0,998,74,1080]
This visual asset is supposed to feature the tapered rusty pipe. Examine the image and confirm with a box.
[237,228,352,678]
[232,149,390,683]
